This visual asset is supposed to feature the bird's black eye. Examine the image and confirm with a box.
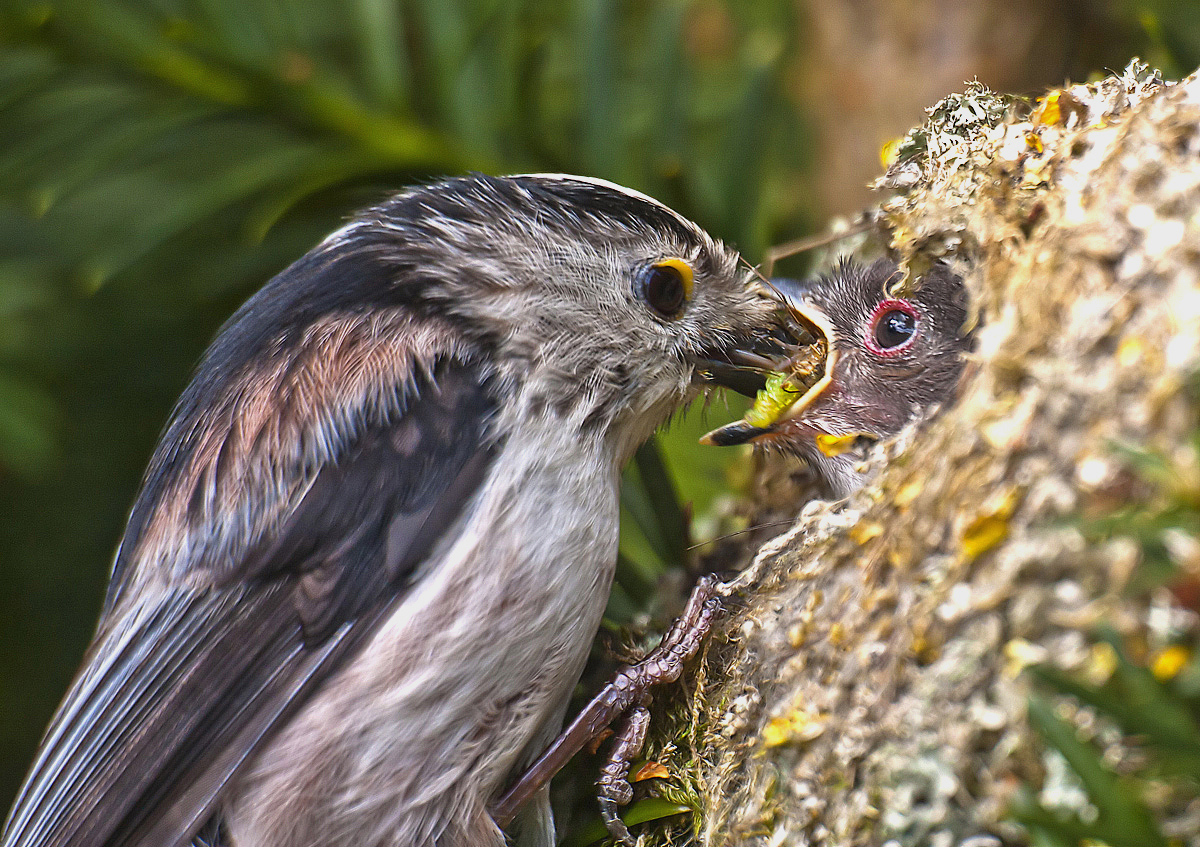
[637,258,693,319]
[866,299,919,356]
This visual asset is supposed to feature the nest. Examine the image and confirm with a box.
[645,62,1200,847]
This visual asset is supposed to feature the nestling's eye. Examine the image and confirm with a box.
[866,299,919,356]
[637,258,694,319]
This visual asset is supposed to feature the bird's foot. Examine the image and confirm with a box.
[491,575,725,842]
[596,698,650,846]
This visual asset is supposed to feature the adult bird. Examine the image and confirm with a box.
[704,258,972,496]
[1,174,777,847]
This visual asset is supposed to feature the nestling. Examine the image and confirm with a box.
[0,174,777,847]
[704,258,972,496]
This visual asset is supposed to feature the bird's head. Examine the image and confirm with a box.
[103,173,784,617]
[702,258,972,497]
[344,174,778,461]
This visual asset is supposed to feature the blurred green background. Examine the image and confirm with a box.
[0,0,1196,824]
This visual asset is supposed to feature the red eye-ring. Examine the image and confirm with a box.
[865,298,920,356]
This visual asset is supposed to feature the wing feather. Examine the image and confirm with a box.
[2,359,497,847]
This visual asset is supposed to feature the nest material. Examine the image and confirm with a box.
[675,62,1200,846]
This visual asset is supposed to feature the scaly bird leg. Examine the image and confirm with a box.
[490,574,724,829]
[597,697,651,846]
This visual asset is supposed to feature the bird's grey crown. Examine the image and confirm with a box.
[348,173,707,260]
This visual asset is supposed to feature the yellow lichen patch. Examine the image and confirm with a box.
[1003,638,1049,678]
[849,520,883,545]
[1084,641,1119,686]
[981,404,1031,451]
[960,487,1021,562]
[828,622,847,647]
[1151,645,1190,681]
[787,623,808,649]
[761,709,827,748]
[1117,335,1147,368]
[1033,90,1064,126]
[961,514,1009,561]
[880,137,903,168]
[911,631,941,663]
[1022,154,1055,188]
[631,761,670,782]
[893,480,923,509]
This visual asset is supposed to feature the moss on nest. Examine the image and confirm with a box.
[628,61,1200,847]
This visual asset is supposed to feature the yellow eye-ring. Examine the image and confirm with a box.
[638,258,694,319]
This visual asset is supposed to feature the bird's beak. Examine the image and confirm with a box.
[698,278,838,447]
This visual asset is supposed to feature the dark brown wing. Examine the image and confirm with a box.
[1,361,496,847]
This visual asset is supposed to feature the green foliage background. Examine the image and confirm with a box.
[0,0,1195,833]
[0,0,814,811]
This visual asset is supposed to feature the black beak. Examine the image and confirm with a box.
[693,278,821,398]
[701,420,776,446]
[692,355,771,398]
[698,278,837,447]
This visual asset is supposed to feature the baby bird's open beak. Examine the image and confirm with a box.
[697,278,838,446]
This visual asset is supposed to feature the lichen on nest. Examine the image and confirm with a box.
[626,61,1200,847]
